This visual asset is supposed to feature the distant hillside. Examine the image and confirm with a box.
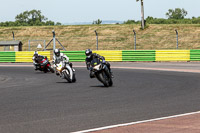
[0,24,200,51]
[64,20,123,25]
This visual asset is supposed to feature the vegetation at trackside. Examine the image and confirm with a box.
[124,8,200,25]
[125,17,200,25]
[0,8,200,51]
[0,24,200,51]
[0,10,61,27]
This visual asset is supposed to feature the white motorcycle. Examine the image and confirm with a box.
[90,58,113,87]
[55,61,76,83]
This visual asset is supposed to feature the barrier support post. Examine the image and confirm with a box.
[133,30,136,50]
[175,29,178,49]
[52,30,56,51]
[94,30,98,50]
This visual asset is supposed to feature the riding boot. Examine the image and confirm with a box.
[110,71,114,78]
[106,63,114,78]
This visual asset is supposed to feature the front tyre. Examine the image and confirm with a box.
[49,66,55,73]
[72,73,76,83]
[109,78,113,86]
[63,70,72,83]
[98,71,109,87]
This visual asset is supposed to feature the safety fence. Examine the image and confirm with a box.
[190,50,200,61]
[156,50,190,61]
[62,50,199,62]
[15,51,50,62]
[0,52,15,62]
[0,51,51,63]
[1,50,200,62]
[122,50,155,61]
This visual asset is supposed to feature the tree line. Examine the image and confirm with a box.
[1,8,200,27]
[0,10,61,27]
[124,8,200,24]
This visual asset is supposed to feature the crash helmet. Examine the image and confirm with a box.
[54,49,60,56]
[34,51,38,57]
[85,49,92,58]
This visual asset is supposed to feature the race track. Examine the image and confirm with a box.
[0,65,200,133]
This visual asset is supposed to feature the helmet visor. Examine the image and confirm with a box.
[55,52,60,56]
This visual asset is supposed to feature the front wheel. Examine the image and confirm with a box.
[63,70,72,83]
[109,78,113,86]
[49,66,55,73]
[98,71,109,87]
[72,73,76,83]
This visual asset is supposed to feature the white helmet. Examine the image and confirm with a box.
[54,49,60,56]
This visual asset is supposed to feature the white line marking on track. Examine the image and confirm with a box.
[1,65,200,73]
[72,111,200,133]
[111,66,200,73]
[0,65,33,67]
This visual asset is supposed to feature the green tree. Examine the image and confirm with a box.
[56,22,62,25]
[92,19,102,25]
[166,8,188,19]
[0,10,61,27]
[45,21,54,25]
[15,9,49,26]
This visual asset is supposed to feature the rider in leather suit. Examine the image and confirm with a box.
[53,49,73,76]
[85,49,113,78]
[32,51,46,70]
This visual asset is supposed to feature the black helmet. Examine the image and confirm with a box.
[34,51,38,57]
[85,49,92,58]
[54,49,60,56]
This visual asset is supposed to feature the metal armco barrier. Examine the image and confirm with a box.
[93,50,122,62]
[62,50,122,62]
[0,52,15,62]
[1,50,200,62]
[15,51,51,62]
[190,50,200,61]
[122,50,155,61]
[156,50,190,61]
[61,51,85,62]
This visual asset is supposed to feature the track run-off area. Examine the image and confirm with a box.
[0,62,200,133]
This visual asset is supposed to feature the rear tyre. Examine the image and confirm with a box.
[43,70,47,73]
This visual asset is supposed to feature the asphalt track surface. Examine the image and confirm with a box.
[0,63,200,133]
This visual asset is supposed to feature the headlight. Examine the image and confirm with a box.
[57,67,62,71]
[56,65,62,71]
[93,64,101,70]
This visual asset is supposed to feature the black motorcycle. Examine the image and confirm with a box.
[90,58,113,87]
[34,56,54,73]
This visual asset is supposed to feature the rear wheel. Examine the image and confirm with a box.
[43,69,47,73]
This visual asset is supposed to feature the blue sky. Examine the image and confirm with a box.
[0,0,200,23]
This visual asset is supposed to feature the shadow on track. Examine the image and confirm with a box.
[34,72,54,75]
[90,85,110,88]
[56,81,72,84]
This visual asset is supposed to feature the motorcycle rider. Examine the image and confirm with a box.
[53,49,74,76]
[32,51,46,70]
[85,49,113,78]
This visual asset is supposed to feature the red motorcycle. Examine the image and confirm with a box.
[34,56,54,73]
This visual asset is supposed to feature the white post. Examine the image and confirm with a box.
[52,30,56,51]
[141,0,145,30]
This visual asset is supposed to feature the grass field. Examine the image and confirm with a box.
[0,24,200,51]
